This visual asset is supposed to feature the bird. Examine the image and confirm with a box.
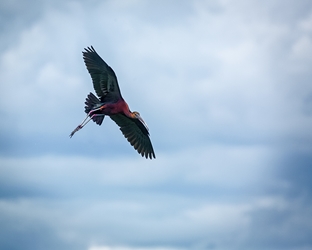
[70,46,155,159]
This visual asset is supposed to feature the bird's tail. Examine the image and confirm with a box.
[84,92,105,125]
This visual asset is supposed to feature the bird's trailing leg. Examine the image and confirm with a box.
[69,115,91,138]
[69,111,105,138]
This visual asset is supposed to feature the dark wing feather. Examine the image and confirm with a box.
[83,46,122,102]
[110,114,156,159]
[84,92,105,125]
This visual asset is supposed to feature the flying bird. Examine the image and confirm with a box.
[70,46,155,159]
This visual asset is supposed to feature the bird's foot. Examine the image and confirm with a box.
[69,125,82,138]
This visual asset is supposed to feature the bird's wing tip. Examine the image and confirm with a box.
[83,46,95,53]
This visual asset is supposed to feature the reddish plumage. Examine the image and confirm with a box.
[70,46,155,159]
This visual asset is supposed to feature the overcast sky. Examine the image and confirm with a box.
[1,0,312,250]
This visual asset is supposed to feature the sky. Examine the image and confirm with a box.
[0,0,312,249]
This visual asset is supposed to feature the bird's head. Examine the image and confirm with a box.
[132,111,149,131]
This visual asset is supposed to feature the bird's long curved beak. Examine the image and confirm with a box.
[137,115,149,132]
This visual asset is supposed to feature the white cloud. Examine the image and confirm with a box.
[89,246,183,250]
[0,142,275,193]
[1,0,311,148]
[0,144,277,248]
[292,36,312,59]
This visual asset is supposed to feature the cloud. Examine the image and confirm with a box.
[1,0,312,152]
[0,144,293,249]
[0,0,312,250]
[89,247,184,250]
[0,143,274,248]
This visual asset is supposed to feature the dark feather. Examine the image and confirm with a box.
[110,114,156,159]
[84,92,105,125]
[83,46,122,102]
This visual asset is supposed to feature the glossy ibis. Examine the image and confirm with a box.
[70,46,155,159]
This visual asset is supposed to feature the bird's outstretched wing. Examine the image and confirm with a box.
[83,46,122,102]
[110,114,156,159]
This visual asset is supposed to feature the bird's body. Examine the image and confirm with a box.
[93,99,129,115]
[70,46,155,159]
